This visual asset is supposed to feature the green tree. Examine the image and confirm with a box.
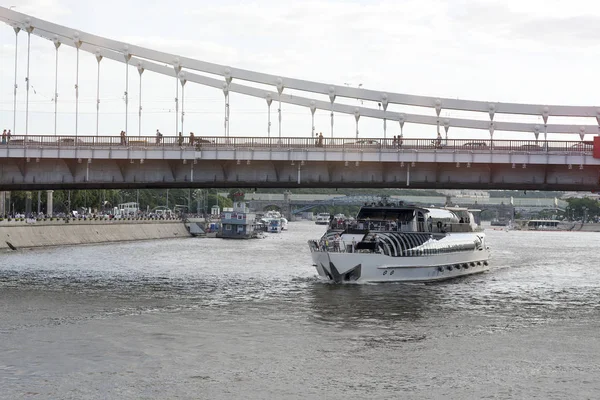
[565,197,600,221]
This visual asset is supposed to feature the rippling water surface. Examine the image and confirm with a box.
[1,222,600,399]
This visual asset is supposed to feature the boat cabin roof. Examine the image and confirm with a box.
[356,205,459,221]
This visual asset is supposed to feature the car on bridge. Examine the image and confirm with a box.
[4,138,41,146]
[462,141,488,149]
[570,142,593,151]
[343,139,381,148]
[57,138,85,146]
[194,138,216,149]
[517,144,544,151]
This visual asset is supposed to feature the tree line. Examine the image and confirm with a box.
[2,189,232,215]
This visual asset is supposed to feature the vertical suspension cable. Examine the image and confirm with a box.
[75,47,79,138]
[124,46,131,137]
[278,94,282,139]
[74,32,81,138]
[265,94,272,139]
[25,30,31,138]
[223,83,229,138]
[95,51,102,137]
[226,91,230,137]
[53,38,61,136]
[180,73,186,138]
[13,26,20,135]
[173,59,181,137]
[276,79,283,141]
[223,70,232,139]
[223,94,227,137]
[138,63,144,137]
[310,101,316,139]
[330,103,334,138]
[125,63,129,135]
[267,103,271,138]
[175,78,179,135]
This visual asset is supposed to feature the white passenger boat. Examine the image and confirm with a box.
[308,200,490,283]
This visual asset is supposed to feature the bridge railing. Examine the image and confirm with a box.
[0,135,595,153]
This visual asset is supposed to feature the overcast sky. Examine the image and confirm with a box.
[1,0,599,140]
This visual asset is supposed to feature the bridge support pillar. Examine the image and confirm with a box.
[47,190,54,217]
[0,191,6,217]
[25,192,33,217]
[283,191,292,220]
[445,195,452,207]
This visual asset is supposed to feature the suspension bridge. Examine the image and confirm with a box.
[1,6,600,218]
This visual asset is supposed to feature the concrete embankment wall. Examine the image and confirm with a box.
[0,220,191,250]
[575,223,600,232]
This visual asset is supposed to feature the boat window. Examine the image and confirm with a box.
[355,208,415,222]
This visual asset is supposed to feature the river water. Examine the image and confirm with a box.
[1,222,599,399]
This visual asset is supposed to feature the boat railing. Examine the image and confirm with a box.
[309,235,483,256]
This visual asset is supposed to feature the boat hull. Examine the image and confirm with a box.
[311,249,490,283]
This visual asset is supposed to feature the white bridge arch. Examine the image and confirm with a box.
[1,6,599,140]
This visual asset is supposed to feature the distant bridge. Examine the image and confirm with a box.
[241,193,566,215]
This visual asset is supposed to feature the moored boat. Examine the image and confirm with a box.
[280,217,288,231]
[514,219,575,231]
[217,201,263,239]
[315,213,330,225]
[308,199,490,283]
[261,210,284,233]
